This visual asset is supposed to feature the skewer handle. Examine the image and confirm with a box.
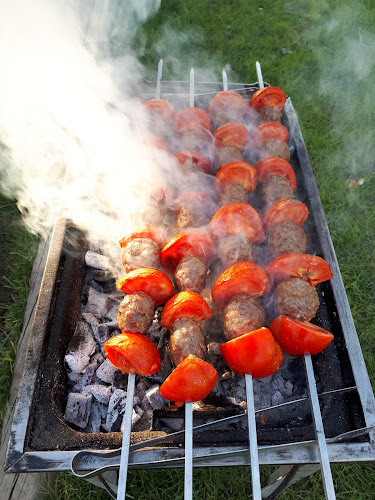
[189,68,195,107]
[304,354,336,500]
[184,402,193,500]
[222,69,228,91]
[245,373,262,500]
[156,59,163,99]
[256,61,264,89]
[116,372,136,500]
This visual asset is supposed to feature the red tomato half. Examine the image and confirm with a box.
[174,150,213,175]
[220,328,283,378]
[159,355,218,403]
[252,122,289,148]
[104,332,161,376]
[254,157,297,191]
[269,315,334,356]
[263,199,309,232]
[119,225,167,249]
[266,253,333,286]
[143,98,175,124]
[116,268,174,306]
[213,123,249,150]
[146,135,171,154]
[208,91,247,118]
[249,86,287,110]
[174,107,211,135]
[216,161,258,192]
[161,291,213,330]
[160,233,215,275]
[210,203,264,243]
[211,262,270,309]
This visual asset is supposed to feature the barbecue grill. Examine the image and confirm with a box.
[5,61,375,499]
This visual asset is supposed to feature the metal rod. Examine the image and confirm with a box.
[304,354,336,500]
[156,59,163,99]
[222,69,228,91]
[116,372,136,500]
[245,373,262,500]
[184,402,193,500]
[189,68,194,107]
[256,61,264,89]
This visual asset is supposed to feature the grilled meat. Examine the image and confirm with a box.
[260,175,293,207]
[274,277,319,321]
[217,234,254,268]
[223,295,266,341]
[118,291,155,333]
[260,139,290,162]
[121,238,160,273]
[169,318,206,366]
[175,255,208,293]
[215,146,244,169]
[268,221,307,258]
[219,183,248,206]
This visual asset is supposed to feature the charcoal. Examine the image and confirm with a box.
[133,409,153,432]
[85,251,110,270]
[67,370,81,383]
[96,359,119,384]
[86,384,112,405]
[92,270,115,282]
[159,417,184,431]
[144,385,165,410]
[271,390,284,406]
[85,287,111,318]
[72,364,96,392]
[106,303,119,322]
[92,324,111,352]
[65,321,97,373]
[64,392,92,429]
[86,401,102,433]
[207,341,221,355]
[104,389,127,431]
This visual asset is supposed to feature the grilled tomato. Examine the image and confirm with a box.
[143,98,175,124]
[263,199,309,233]
[249,86,287,110]
[254,157,297,191]
[161,291,213,330]
[174,150,213,175]
[116,268,174,306]
[266,253,333,286]
[213,123,249,150]
[119,225,167,250]
[174,107,211,135]
[210,202,264,243]
[216,161,258,192]
[252,122,289,148]
[208,91,247,118]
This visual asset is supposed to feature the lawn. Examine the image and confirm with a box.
[1,0,375,498]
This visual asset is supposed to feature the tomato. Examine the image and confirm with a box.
[254,157,297,191]
[119,225,167,249]
[252,122,289,148]
[116,268,174,306]
[269,315,334,356]
[220,328,283,378]
[211,262,270,309]
[104,332,161,376]
[160,233,215,275]
[208,91,246,118]
[174,107,211,135]
[249,86,287,110]
[146,134,171,154]
[143,98,175,124]
[216,161,258,192]
[213,123,249,150]
[174,191,211,210]
[159,355,218,403]
[174,150,213,175]
[210,203,264,243]
[161,291,213,330]
[266,253,333,286]
[263,199,309,233]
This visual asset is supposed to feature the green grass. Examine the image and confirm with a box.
[1,0,375,498]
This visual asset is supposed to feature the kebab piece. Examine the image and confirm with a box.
[215,161,257,206]
[254,156,296,208]
[173,191,217,233]
[173,106,213,154]
[249,86,287,124]
[253,121,290,162]
[208,90,248,129]
[174,150,213,175]
[143,98,175,140]
[213,122,249,168]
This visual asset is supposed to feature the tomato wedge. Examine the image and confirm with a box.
[254,157,297,191]
[159,355,218,403]
[161,291,213,330]
[266,253,333,286]
[263,199,309,232]
[104,332,161,376]
[119,225,167,249]
[160,233,215,275]
[116,268,174,306]
[174,150,213,175]
[253,122,289,148]
[208,91,246,117]
[216,161,258,192]
[145,134,171,154]
[269,315,334,356]
[220,328,283,378]
[174,107,211,135]
[210,203,264,243]
[212,262,270,309]
[143,98,175,124]
[213,123,249,150]
[249,86,287,110]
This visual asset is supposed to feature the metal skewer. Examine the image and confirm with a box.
[221,68,262,500]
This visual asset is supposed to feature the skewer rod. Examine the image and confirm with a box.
[156,59,163,99]
[189,68,195,107]
[222,69,228,91]
[256,61,264,89]
[245,373,262,500]
[304,354,336,500]
[116,372,136,500]
[184,402,193,500]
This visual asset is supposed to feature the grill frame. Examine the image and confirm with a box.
[5,79,375,474]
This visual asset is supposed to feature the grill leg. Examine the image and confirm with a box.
[261,464,321,499]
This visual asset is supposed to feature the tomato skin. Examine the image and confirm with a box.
[159,355,218,403]
[174,150,213,175]
[143,98,175,123]
[249,86,287,110]
[174,107,211,134]
[160,233,215,275]
[263,199,309,232]
[216,161,258,192]
[213,123,249,150]
[146,134,171,154]
[220,328,283,378]
[252,122,289,148]
[119,225,167,249]
[104,332,161,376]
[116,268,174,307]
[266,253,333,286]
[210,203,264,243]
[161,291,213,330]
[211,262,270,309]
[269,316,334,356]
[254,157,297,191]
[208,91,247,118]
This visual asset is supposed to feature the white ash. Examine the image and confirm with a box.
[85,287,112,318]
[85,251,110,270]
[64,392,93,429]
[65,321,97,373]
[145,385,166,410]
[96,358,120,384]
[86,401,102,433]
[159,417,184,432]
[103,389,127,432]
[86,384,112,405]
